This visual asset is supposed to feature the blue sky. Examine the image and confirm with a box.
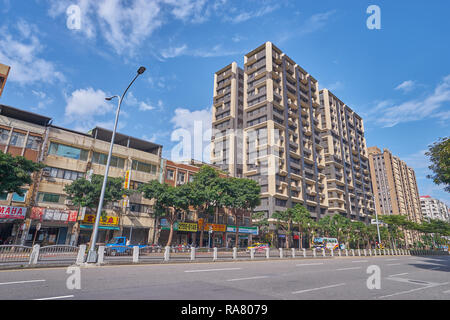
[0,0,449,205]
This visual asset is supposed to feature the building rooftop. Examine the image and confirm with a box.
[0,104,52,126]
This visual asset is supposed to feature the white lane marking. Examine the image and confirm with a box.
[0,280,46,286]
[185,268,242,273]
[226,276,269,282]
[429,267,440,270]
[387,263,401,266]
[34,295,74,300]
[351,260,368,263]
[389,273,408,277]
[296,263,324,266]
[378,282,449,299]
[386,259,398,261]
[336,267,362,271]
[292,283,346,294]
[443,290,450,294]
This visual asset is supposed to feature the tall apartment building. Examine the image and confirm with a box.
[0,63,10,97]
[368,147,423,245]
[211,42,328,221]
[211,62,244,177]
[420,195,450,222]
[319,89,375,223]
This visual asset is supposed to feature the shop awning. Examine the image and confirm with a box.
[80,225,120,231]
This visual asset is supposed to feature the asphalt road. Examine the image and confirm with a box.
[0,255,449,300]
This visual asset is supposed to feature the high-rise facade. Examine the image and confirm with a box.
[420,195,450,222]
[320,89,375,223]
[368,147,423,245]
[211,42,328,220]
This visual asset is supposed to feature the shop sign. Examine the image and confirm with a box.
[226,225,259,235]
[31,207,78,223]
[0,205,26,220]
[160,219,197,232]
[83,214,119,226]
[197,218,226,232]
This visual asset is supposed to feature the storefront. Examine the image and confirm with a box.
[0,205,27,244]
[27,207,77,246]
[78,213,120,245]
[197,219,226,247]
[160,220,198,246]
[226,226,259,248]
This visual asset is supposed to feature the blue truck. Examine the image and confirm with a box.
[105,236,146,256]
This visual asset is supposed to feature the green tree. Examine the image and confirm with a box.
[0,150,44,195]
[425,137,450,192]
[252,211,270,244]
[291,204,313,249]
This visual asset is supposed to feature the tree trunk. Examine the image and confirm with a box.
[234,210,239,248]
[286,221,291,249]
[167,223,174,247]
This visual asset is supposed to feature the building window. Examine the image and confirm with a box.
[166,169,175,180]
[9,131,26,147]
[12,189,27,202]
[0,192,7,201]
[129,181,143,190]
[26,135,42,150]
[132,160,157,174]
[48,142,89,161]
[92,152,125,168]
[0,128,10,144]
[177,172,186,184]
[45,167,84,181]
[37,192,62,203]
[188,174,194,183]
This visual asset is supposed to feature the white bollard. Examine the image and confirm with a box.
[331,249,334,257]
[97,246,105,264]
[383,249,386,255]
[213,247,218,261]
[338,249,341,257]
[76,244,86,265]
[291,248,295,258]
[164,246,170,261]
[368,249,372,256]
[345,249,349,256]
[357,249,361,256]
[303,248,306,258]
[363,249,367,256]
[322,248,326,257]
[233,247,237,260]
[266,247,270,259]
[190,247,196,261]
[29,244,40,265]
[250,248,255,260]
[352,249,355,256]
[279,248,284,258]
[313,248,317,257]
[133,246,139,263]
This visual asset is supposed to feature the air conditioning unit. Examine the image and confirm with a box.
[42,168,51,177]
[64,199,73,206]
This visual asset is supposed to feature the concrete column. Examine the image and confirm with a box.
[303,248,306,258]
[250,248,255,260]
[190,247,196,261]
[233,247,237,260]
[313,248,316,257]
[133,246,139,263]
[97,246,105,264]
[29,244,40,265]
[164,246,170,261]
[291,248,295,258]
[76,245,86,265]
[213,247,218,261]
[266,247,270,259]
[279,248,283,258]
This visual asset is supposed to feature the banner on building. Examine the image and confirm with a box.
[83,214,119,226]
[31,207,78,223]
[226,225,259,235]
[160,219,197,232]
[197,219,226,232]
[0,205,26,220]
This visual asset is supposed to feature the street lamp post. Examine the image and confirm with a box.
[86,66,146,263]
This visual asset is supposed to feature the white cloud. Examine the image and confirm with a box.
[160,44,188,59]
[374,75,450,127]
[327,81,343,92]
[395,80,415,93]
[299,10,336,36]
[225,5,279,24]
[0,21,64,85]
[125,92,158,112]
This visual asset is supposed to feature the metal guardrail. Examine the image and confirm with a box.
[0,245,32,264]
[38,245,79,262]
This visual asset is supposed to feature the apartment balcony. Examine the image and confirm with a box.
[300,99,309,109]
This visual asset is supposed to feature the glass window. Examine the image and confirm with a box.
[0,128,10,144]
[26,135,42,150]
[167,170,174,180]
[132,160,156,174]
[48,142,88,161]
[9,131,26,147]
[0,192,8,200]
[12,189,27,202]
[39,193,61,203]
